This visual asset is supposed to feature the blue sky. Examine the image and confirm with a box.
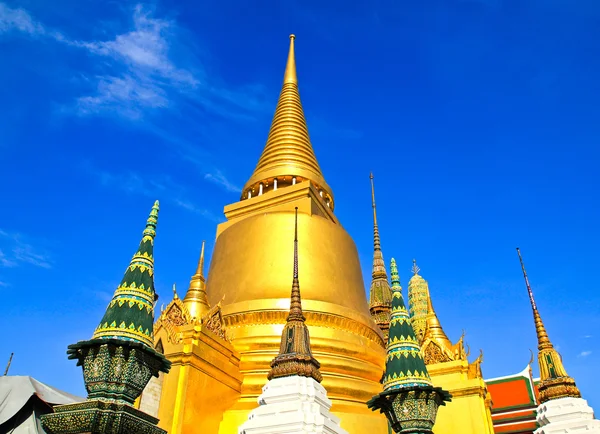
[1,0,599,411]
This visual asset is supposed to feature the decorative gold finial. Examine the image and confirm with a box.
[370,172,378,227]
[516,247,581,403]
[196,240,206,277]
[284,34,297,84]
[412,259,420,275]
[172,283,178,299]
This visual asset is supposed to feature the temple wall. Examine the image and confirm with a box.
[154,325,242,434]
[429,360,495,434]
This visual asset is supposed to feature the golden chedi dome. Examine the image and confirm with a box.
[206,35,387,433]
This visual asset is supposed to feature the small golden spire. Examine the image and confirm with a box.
[268,207,322,382]
[423,288,453,350]
[516,248,581,403]
[183,241,211,321]
[284,34,297,84]
[241,35,334,208]
[172,283,178,299]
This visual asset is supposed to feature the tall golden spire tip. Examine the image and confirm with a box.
[284,34,297,84]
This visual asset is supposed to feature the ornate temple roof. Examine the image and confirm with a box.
[92,201,160,348]
[516,248,581,403]
[486,364,539,434]
[241,35,334,209]
[382,258,432,390]
[268,208,322,383]
[368,173,392,340]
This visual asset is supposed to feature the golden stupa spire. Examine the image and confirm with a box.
[183,241,211,321]
[423,287,454,350]
[268,207,322,382]
[516,248,581,403]
[241,35,334,209]
[368,173,392,340]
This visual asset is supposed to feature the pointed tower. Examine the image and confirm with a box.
[369,173,392,340]
[183,240,211,321]
[239,208,348,434]
[368,258,450,434]
[268,208,322,383]
[241,34,333,209]
[206,35,387,434]
[382,259,432,390]
[41,201,171,434]
[516,248,580,402]
[407,260,429,346]
[516,248,600,433]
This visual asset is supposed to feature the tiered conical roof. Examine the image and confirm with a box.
[268,207,322,383]
[423,289,454,350]
[407,260,429,346]
[92,201,160,347]
[241,35,333,208]
[183,240,210,321]
[517,248,581,403]
[369,173,392,339]
[383,258,432,391]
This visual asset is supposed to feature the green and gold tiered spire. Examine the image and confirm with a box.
[369,173,393,340]
[517,248,581,403]
[383,259,432,389]
[268,207,322,383]
[43,202,170,434]
[92,201,160,347]
[368,259,451,433]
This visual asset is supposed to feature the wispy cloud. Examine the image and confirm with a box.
[0,3,44,35]
[579,351,592,358]
[204,170,241,193]
[83,162,222,222]
[0,280,8,287]
[0,2,269,121]
[584,335,593,338]
[0,229,52,269]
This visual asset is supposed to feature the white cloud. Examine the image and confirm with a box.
[0,280,8,287]
[579,351,592,358]
[0,2,44,35]
[0,229,52,269]
[204,170,241,193]
[84,163,221,222]
[0,2,269,121]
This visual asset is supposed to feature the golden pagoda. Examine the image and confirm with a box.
[516,248,581,402]
[368,173,392,340]
[407,261,495,434]
[141,35,388,434]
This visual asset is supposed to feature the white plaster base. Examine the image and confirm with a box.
[535,397,600,434]
[238,376,349,434]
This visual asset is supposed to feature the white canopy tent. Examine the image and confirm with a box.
[0,376,82,434]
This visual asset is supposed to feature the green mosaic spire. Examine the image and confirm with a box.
[383,258,432,391]
[92,200,159,347]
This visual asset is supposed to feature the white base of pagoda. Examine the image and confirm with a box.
[535,397,600,434]
[238,376,348,434]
